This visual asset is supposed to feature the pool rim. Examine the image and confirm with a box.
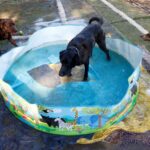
[0,25,142,135]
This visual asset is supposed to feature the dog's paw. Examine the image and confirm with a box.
[83,77,88,82]
[107,56,111,61]
[68,73,72,77]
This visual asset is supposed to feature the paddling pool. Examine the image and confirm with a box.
[0,25,142,135]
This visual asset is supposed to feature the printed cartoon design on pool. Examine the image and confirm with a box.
[0,25,142,135]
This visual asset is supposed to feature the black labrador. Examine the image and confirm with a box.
[59,17,110,81]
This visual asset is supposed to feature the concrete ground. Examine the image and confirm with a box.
[61,0,150,71]
[0,0,150,150]
[0,0,59,53]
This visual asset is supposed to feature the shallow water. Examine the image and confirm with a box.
[4,43,133,107]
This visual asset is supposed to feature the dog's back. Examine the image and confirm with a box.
[67,17,104,52]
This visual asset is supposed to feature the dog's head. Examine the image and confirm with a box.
[59,47,79,77]
[0,19,17,35]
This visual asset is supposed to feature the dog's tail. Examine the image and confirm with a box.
[89,17,103,25]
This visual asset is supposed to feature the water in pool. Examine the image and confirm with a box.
[4,43,133,107]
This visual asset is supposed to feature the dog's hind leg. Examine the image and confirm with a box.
[83,61,89,81]
[96,35,110,61]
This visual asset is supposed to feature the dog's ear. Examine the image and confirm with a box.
[2,21,8,32]
[59,50,66,58]
[59,50,66,56]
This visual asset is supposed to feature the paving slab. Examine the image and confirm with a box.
[85,0,150,50]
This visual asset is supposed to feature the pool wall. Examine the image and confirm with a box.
[0,25,142,135]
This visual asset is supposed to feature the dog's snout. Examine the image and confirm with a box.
[59,67,72,77]
[59,71,65,77]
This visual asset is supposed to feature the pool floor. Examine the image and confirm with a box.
[4,44,133,107]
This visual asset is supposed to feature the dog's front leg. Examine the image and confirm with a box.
[83,61,89,81]
[9,37,18,47]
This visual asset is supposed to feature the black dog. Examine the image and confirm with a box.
[59,17,110,81]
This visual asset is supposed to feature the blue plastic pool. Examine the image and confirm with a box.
[4,43,133,107]
[0,25,142,135]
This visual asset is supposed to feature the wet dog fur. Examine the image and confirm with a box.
[59,17,110,81]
